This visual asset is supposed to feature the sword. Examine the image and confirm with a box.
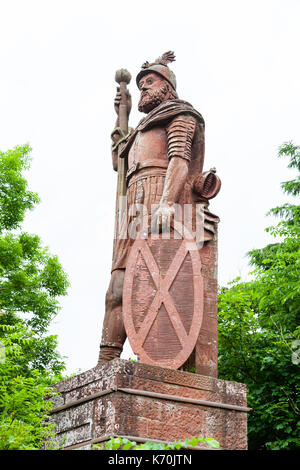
[113,68,131,256]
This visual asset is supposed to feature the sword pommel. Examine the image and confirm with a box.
[115,69,131,85]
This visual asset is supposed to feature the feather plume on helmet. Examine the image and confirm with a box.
[136,51,177,91]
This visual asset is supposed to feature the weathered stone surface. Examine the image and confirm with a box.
[123,237,204,370]
[195,232,218,377]
[50,359,248,450]
[99,52,221,375]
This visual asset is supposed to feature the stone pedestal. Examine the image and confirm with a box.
[50,359,249,450]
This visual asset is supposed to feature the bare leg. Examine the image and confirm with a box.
[98,269,126,363]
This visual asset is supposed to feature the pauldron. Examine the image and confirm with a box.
[166,114,197,162]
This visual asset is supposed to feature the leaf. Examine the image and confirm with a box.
[190,437,198,447]
[205,438,220,449]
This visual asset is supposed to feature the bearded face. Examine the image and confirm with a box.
[138,73,171,114]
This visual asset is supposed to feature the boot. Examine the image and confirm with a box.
[98,341,124,364]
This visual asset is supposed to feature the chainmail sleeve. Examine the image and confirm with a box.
[166,113,197,162]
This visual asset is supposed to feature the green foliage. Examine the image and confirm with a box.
[0,324,61,449]
[218,142,300,450]
[184,366,195,373]
[92,435,220,450]
[0,145,69,449]
[0,145,39,232]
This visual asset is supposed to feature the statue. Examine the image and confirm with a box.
[98,52,220,370]
[50,55,248,452]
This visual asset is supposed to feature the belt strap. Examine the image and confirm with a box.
[126,161,168,181]
[128,169,167,188]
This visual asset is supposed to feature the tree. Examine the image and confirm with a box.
[218,142,300,450]
[0,144,69,449]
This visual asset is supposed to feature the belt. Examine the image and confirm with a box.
[126,161,168,182]
[126,162,140,179]
[127,169,167,188]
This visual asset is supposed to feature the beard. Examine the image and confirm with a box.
[138,85,169,113]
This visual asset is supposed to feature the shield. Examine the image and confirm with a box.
[123,236,203,369]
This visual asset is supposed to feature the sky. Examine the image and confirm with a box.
[0,0,299,374]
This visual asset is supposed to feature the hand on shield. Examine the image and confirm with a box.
[151,203,175,235]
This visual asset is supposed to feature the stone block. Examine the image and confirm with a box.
[49,359,249,450]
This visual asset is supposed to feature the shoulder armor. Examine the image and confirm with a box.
[166,114,196,162]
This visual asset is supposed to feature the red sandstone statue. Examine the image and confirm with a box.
[50,54,248,453]
[99,52,220,372]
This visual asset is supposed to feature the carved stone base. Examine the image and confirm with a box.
[50,359,249,450]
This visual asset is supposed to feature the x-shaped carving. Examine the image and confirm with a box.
[135,240,190,348]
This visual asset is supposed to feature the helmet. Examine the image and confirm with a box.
[136,51,177,91]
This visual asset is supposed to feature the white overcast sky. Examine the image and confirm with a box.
[0,0,299,374]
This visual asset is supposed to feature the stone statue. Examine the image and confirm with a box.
[50,54,248,451]
[50,54,248,452]
[98,52,220,371]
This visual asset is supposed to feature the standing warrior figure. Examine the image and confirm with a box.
[98,52,220,365]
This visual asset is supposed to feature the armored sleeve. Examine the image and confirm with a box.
[166,114,197,163]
